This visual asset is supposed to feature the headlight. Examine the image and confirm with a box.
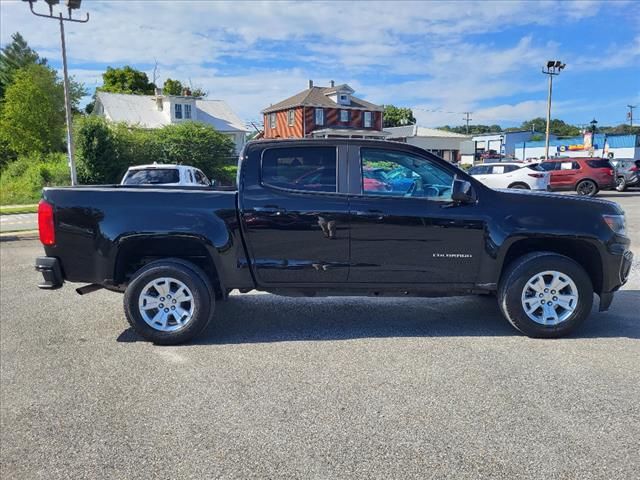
[602,214,626,236]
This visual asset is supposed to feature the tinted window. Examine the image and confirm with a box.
[539,162,557,171]
[526,164,544,171]
[123,169,180,185]
[469,165,489,175]
[261,146,337,193]
[194,170,209,185]
[586,159,613,169]
[361,148,454,200]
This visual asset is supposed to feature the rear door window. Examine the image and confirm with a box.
[261,146,337,193]
[586,159,613,169]
[123,169,180,185]
[539,162,558,171]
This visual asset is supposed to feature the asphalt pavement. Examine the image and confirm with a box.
[1,192,639,479]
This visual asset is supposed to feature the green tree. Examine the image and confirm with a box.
[98,66,156,95]
[383,105,416,128]
[162,78,207,97]
[520,117,580,137]
[600,124,640,135]
[156,122,235,177]
[0,32,47,100]
[163,78,183,95]
[0,64,65,156]
[438,124,501,134]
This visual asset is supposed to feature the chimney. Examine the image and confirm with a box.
[308,79,313,89]
[330,80,335,88]
[182,88,191,96]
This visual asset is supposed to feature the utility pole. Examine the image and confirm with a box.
[26,0,89,187]
[462,112,472,134]
[542,60,565,160]
[627,105,637,127]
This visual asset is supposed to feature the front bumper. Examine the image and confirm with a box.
[599,249,633,311]
[35,257,63,289]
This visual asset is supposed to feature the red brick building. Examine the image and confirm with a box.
[261,80,387,139]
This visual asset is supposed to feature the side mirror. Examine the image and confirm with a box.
[451,177,474,204]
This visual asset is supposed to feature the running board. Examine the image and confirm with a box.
[76,284,104,296]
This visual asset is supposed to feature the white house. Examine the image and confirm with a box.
[385,125,471,162]
[93,90,248,154]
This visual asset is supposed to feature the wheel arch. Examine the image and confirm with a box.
[113,234,224,298]
[507,181,530,189]
[499,237,603,294]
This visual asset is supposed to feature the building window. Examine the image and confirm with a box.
[269,113,276,129]
[339,94,350,105]
[288,109,295,126]
[340,110,350,122]
[315,108,324,126]
[363,111,372,128]
[184,104,192,119]
[174,103,182,119]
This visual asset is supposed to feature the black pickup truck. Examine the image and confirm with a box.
[36,139,633,344]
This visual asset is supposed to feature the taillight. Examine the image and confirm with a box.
[607,169,613,175]
[38,200,55,246]
[631,166,639,172]
[528,173,544,178]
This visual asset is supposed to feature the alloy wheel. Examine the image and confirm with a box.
[520,270,579,326]
[138,277,195,332]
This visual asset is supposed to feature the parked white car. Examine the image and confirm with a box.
[468,162,550,190]
[121,164,211,186]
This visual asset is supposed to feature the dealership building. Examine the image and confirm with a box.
[471,130,555,157]
[513,133,640,161]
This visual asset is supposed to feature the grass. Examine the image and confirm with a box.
[0,204,38,215]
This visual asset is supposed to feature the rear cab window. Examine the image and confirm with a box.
[261,146,337,193]
[123,169,180,185]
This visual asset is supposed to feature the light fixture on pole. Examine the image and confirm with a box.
[24,0,89,186]
[542,60,565,160]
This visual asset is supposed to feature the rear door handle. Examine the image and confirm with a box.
[254,205,287,214]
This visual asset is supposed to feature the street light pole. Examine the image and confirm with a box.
[26,0,89,186]
[542,60,565,160]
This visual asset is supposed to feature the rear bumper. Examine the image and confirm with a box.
[35,257,63,289]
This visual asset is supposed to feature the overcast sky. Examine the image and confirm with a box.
[2,0,639,128]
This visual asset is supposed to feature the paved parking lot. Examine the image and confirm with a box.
[1,192,639,479]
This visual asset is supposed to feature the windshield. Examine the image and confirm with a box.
[123,168,180,185]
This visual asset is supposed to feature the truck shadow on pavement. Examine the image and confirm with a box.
[116,290,640,344]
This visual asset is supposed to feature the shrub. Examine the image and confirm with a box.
[0,152,70,204]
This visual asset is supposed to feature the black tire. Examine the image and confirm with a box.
[508,182,530,190]
[615,176,627,192]
[123,260,214,345]
[498,252,593,338]
[576,179,598,196]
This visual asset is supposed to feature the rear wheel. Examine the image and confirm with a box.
[124,260,213,345]
[576,179,598,196]
[498,252,593,338]
[508,182,530,189]
[615,176,627,192]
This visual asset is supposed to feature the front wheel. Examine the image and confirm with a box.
[576,179,598,196]
[498,252,593,338]
[615,176,627,192]
[123,260,213,345]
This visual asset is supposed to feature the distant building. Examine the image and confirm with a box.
[385,125,471,162]
[93,90,248,154]
[261,80,387,139]
[513,133,640,161]
[472,130,556,158]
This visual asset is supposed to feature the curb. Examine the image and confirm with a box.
[0,229,39,241]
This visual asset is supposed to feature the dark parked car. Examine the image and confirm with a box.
[35,139,632,344]
[612,158,640,191]
[539,157,615,196]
